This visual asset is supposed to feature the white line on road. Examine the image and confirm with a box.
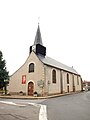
[39,104,48,120]
[0,101,48,120]
[0,101,26,106]
[28,103,48,120]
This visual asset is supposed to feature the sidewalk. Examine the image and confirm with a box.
[0,91,82,99]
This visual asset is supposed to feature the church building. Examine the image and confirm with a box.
[8,25,82,96]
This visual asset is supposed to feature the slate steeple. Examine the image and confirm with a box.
[30,25,46,56]
[34,24,43,45]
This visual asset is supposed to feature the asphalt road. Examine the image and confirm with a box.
[0,91,90,120]
[0,99,45,120]
[42,91,90,120]
[0,102,40,120]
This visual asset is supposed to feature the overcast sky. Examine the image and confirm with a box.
[0,0,90,81]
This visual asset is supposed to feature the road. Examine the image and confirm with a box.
[42,91,90,120]
[0,99,46,120]
[0,91,90,120]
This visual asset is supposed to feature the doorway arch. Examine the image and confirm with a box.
[28,82,34,96]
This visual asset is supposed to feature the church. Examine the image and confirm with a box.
[8,25,82,96]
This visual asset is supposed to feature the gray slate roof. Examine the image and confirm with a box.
[38,55,78,74]
[34,25,43,45]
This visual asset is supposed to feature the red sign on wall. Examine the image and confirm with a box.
[22,75,26,84]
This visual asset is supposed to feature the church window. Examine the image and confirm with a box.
[52,69,56,83]
[29,63,34,73]
[72,74,74,86]
[67,73,69,84]
[77,76,79,85]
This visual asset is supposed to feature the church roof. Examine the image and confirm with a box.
[34,25,43,45]
[33,25,78,75]
[38,55,78,74]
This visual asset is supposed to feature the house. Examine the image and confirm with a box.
[8,25,82,96]
[82,80,90,91]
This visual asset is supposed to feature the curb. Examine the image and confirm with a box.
[0,91,83,100]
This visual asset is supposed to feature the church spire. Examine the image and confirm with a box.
[34,24,43,45]
[30,24,46,56]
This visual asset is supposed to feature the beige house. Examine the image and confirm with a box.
[82,80,90,91]
[8,25,82,96]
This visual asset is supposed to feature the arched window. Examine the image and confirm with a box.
[29,63,34,73]
[67,73,69,84]
[52,69,56,83]
[77,76,79,85]
[72,74,74,86]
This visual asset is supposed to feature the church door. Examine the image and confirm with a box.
[28,82,34,96]
[67,86,69,93]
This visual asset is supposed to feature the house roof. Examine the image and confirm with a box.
[38,55,78,74]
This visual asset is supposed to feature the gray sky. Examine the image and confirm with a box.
[0,0,90,81]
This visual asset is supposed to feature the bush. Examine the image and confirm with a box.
[34,91,38,97]
[34,91,37,94]
[19,91,23,95]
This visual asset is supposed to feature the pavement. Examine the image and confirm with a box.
[0,91,83,99]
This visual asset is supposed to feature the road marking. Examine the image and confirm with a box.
[39,104,48,120]
[0,101,26,106]
[28,103,48,120]
[0,101,48,120]
[28,102,40,107]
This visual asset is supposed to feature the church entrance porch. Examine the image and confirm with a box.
[28,82,34,96]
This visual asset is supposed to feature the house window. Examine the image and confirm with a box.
[29,63,34,73]
[67,73,69,84]
[52,69,56,83]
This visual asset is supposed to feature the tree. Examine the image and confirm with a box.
[0,51,9,94]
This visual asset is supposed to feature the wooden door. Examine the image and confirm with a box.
[28,82,34,96]
[73,86,75,92]
[67,86,69,93]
